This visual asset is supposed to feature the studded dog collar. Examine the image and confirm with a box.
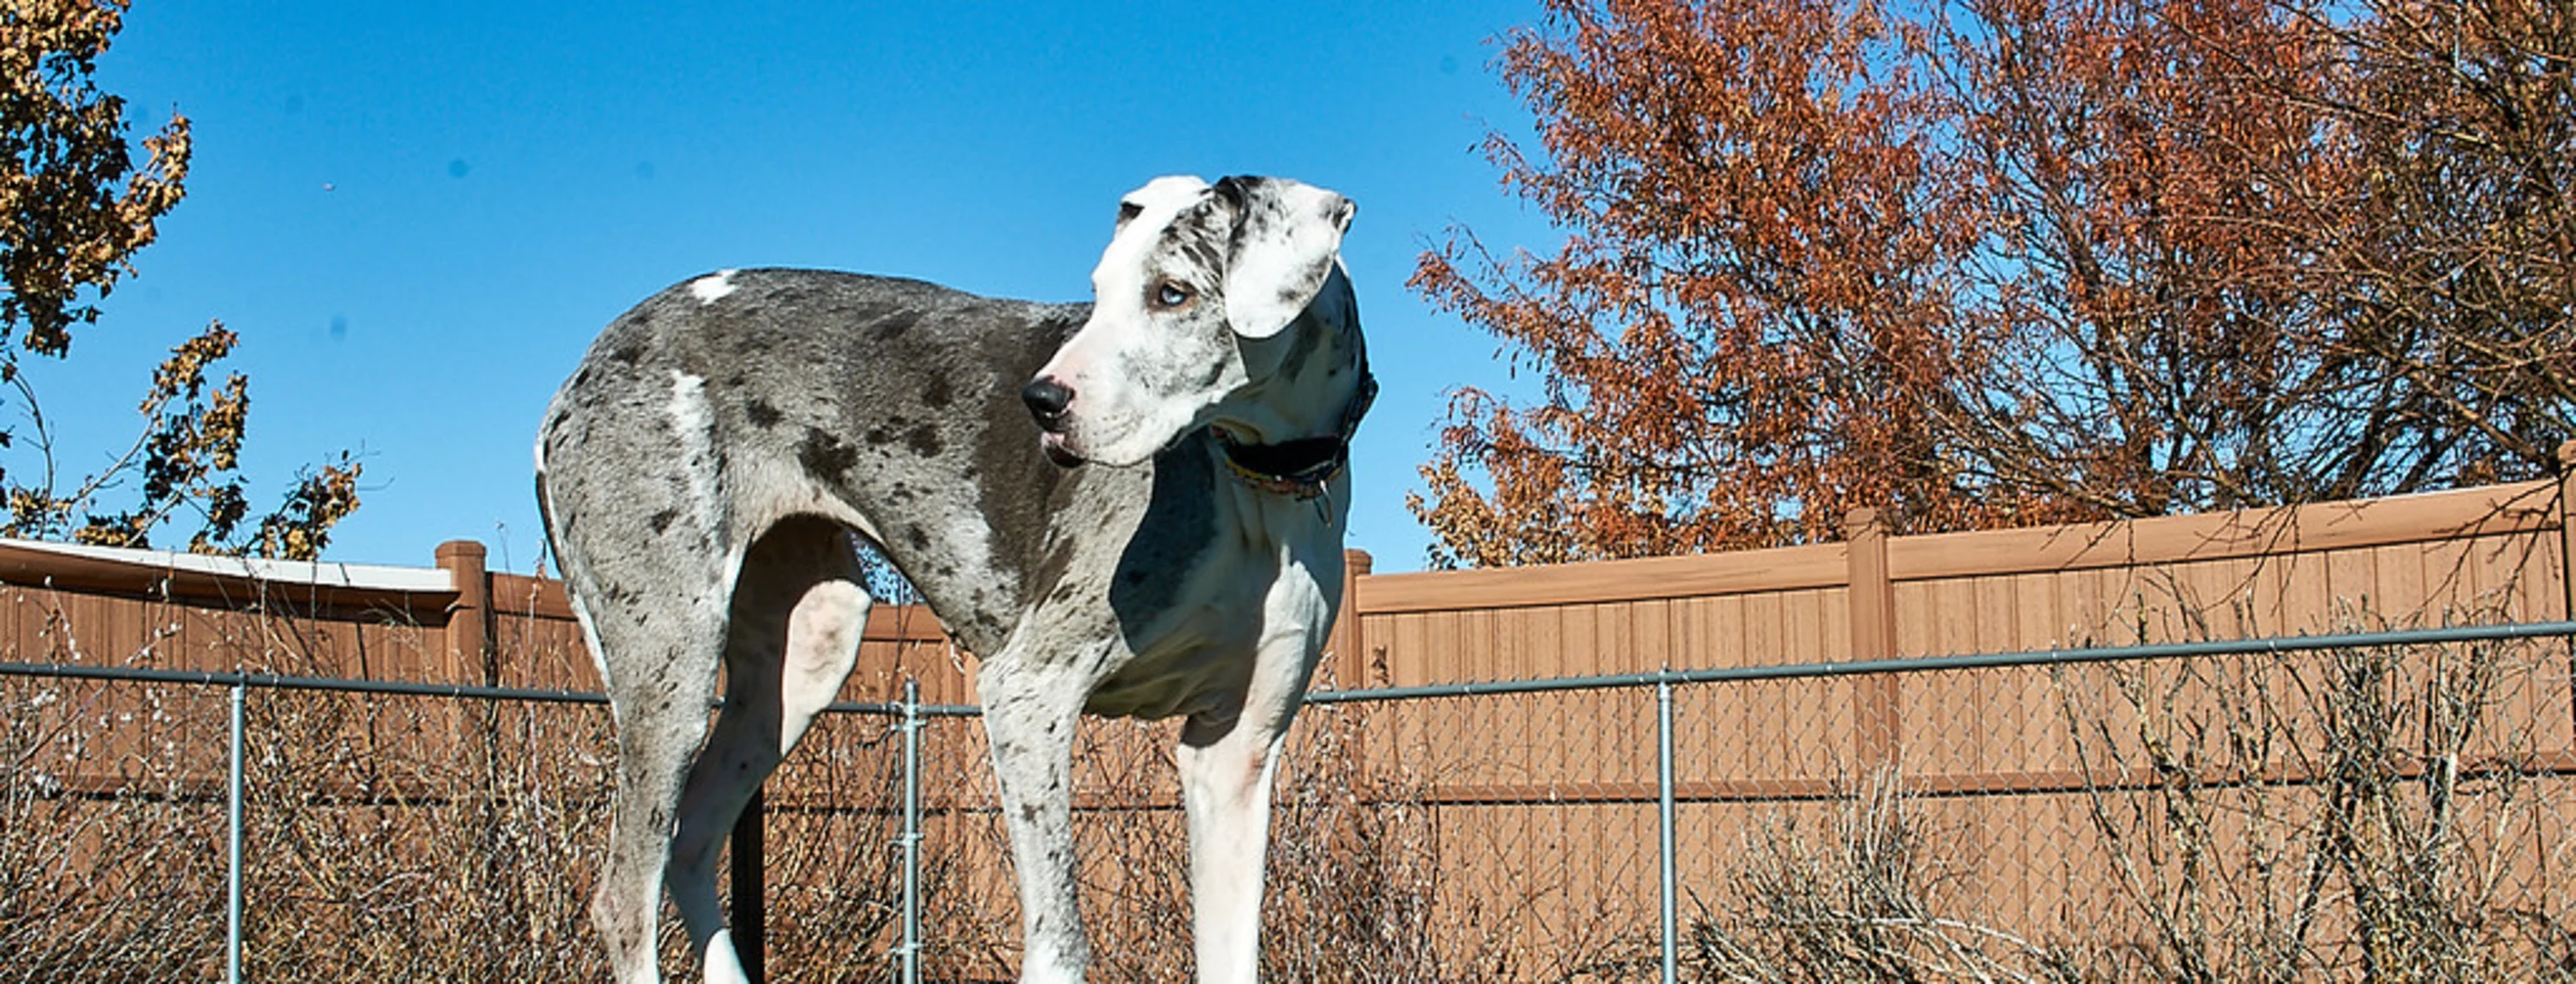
[1212,371,1378,501]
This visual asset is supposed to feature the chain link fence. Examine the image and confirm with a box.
[8,618,2576,981]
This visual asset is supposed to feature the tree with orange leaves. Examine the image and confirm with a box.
[1414,0,2571,567]
[1415,0,1988,567]
[2,0,361,557]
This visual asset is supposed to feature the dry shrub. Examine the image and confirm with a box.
[2050,604,2576,981]
[1049,700,1528,982]
[1620,598,2576,983]
[231,648,930,981]
[19,587,2576,983]
[1262,703,1521,982]
[761,710,945,982]
[0,603,930,982]
[231,686,617,980]
[1636,773,2059,984]
[0,674,228,982]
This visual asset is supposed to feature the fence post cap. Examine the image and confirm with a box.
[1843,508,1886,538]
[433,540,487,565]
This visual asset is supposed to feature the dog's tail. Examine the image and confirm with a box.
[532,469,563,579]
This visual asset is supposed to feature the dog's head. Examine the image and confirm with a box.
[1023,174,1356,469]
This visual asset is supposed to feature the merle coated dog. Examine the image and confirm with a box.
[538,174,1370,983]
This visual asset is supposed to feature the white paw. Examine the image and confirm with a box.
[701,929,753,984]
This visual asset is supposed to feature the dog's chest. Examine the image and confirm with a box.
[1040,446,1329,719]
[1083,539,1305,719]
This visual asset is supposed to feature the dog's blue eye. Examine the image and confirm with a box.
[1153,282,1193,309]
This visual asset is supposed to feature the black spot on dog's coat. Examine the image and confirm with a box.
[648,509,678,534]
[870,311,919,341]
[798,428,860,482]
[746,399,783,428]
[922,374,953,410]
[906,423,944,457]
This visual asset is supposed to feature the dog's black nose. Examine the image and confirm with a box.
[1021,377,1075,430]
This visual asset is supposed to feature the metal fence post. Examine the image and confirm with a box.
[226,679,246,984]
[732,784,766,984]
[1657,675,1677,984]
[900,678,923,984]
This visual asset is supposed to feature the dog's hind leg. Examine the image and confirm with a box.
[549,370,749,984]
[581,568,729,984]
[667,515,873,984]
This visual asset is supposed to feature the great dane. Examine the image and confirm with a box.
[536,174,1370,983]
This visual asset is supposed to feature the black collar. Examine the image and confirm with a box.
[1211,371,1377,501]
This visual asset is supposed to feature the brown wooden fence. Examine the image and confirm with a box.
[12,460,2559,712]
[1348,473,2568,682]
[0,536,955,698]
[1319,462,2572,974]
[4,449,2572,978]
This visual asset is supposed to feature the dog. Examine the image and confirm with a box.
[536,174,1370,983]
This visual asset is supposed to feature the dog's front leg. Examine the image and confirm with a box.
[1179,556,1337,983]
[1177,708,1291,984]
[981,659,1094,983]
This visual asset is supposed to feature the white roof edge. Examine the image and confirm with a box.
[0,537,456,594]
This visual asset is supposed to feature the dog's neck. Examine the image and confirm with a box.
[1206,269,1370,501]
[1210,366,1373,501]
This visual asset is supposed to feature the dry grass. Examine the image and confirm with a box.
[2039,607,2576,981]
[0,603,921,982]
[1675,776,2056,983]
[2,607,1517,982]
[1263,705,1514,983]
[12,595,2576,981]
[964,701,1535,983]
[1,675,228,981]
[1637,603,2576,983]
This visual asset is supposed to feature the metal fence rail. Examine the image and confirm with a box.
[6,619,2574,982]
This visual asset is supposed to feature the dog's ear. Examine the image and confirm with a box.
[1214,176,1355,339]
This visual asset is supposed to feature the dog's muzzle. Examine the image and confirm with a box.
[1020,377,1085,468]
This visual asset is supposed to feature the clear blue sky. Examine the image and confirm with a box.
[36,1,1561,574]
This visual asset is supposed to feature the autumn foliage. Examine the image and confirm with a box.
[1414,0,2573,567]
[1,0,359,557]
